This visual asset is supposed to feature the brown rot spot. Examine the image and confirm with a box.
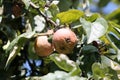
[65,37,71,43]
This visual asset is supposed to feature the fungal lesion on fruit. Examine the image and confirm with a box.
[65,37,71,43]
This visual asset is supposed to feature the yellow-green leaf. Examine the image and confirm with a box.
[57,9,84,24]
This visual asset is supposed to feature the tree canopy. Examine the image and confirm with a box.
[0,0,120,80]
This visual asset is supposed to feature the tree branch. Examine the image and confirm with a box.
[29,1,58,27]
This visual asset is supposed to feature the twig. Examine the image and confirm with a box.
[33,32,53,37]
[29,1,58,27]
[82,0,90,15]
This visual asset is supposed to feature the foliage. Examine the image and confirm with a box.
[0,0,120,80]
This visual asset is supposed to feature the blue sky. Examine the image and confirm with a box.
[90,1,119,14]
[102,2,119,14]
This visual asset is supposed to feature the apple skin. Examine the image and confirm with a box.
[34,36,54,57]
[52,28,78,54]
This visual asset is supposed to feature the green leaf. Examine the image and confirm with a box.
[28,41,39,59]
[117,50,120,61]
[25,71,87,80]
[50,54,81,76]
[92,62,119,80]
[40,71,86,80]
[6,31,35,53]
[106,34,120,61]
[22,0,31,9]
[80,17,108,43]
[92,63,108,78]
[106,8,120,24]
[57,9,84,24]
[101,55,120,73]
[113,0,120,4]
[108,21,120,38]
[5,31,35,69]
[34,15,46,32]
[48,4,59,18]
[58,0,72,12]
[108,32,120,49]
[85,13,100,22]
[98,0,110,7]
[5,45,21,69]
[81,45,98,54]
[114,27,120,34]
[79,45,100,75]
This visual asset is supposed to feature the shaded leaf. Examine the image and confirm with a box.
[98,0,110,7]
[28,41,39,59]
[106,8,120,24]
[79,45,100,75]
[58,0,72,12]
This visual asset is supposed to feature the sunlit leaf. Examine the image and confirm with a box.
[5,45,21,69]
[114,27,120,33]
[85,13,100,22]
[48,4,59,18]
[50,54,81,76]
[34,15,46,32]
[57,9,84,24]
[106,33,120,61]
[92,62,119,80]
[22,0,31,9]
[5,31,35,69]
[101,55,120,72]
[108,21,120,38]
[25,71,87,80]
[117,50,120,61]
[6,31,35,53]
[40,71,86,80]
[80,17,108,43]
[108,32,120,49]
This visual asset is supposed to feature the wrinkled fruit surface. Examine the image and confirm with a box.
[52,28,78,54]
[34,36,54,57]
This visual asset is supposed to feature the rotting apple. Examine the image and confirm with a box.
[52,28,78,54]
[34,36,54,57]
